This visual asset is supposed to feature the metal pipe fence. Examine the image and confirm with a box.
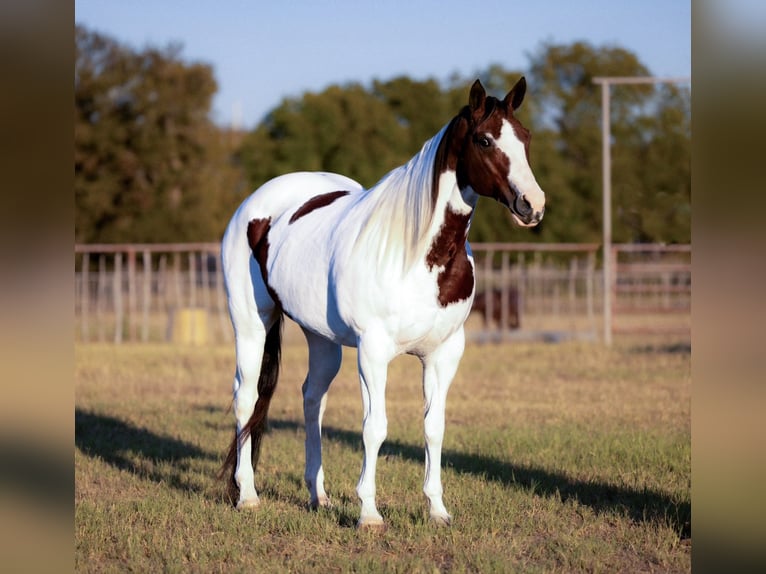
[74,242,690,344]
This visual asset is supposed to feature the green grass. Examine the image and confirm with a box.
[75,337,690,572]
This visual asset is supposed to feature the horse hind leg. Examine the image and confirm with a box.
[221,314,283,509]
[301,330,342,509]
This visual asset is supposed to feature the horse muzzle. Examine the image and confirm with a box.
[512,194,544,226]
[498,188,544,227]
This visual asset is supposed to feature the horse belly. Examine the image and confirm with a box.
[267,210,359,346]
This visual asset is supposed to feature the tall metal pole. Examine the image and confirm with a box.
[591,76,690,346]
[599,80,613,346]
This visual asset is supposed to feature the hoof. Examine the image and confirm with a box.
[357,516,386,531]
[430,513,452,527]
[236,498,261,511]
[309,497,333,510]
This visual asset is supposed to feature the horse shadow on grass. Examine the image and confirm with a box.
[75,408,220,495]
[75,409,689,538]
[270,419,691,538]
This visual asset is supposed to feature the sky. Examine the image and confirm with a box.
[75,0,691,129]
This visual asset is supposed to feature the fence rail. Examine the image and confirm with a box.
[74,242,690,344]
[609,244,691,335]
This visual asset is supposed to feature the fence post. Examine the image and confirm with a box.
[98,255,106,342]
[188,252,197,308]
[517,252,525,328]
[484,250,494,333]
[202,250,211,313]
[173,253,182,313]
[608,246,618,343]
[142,249,151,342]
[80,253,89,342]
[213,250,231,342]
[568,257,577,316]
[114,253,123,344]
[127,249,137,342]
[158,254,167,312]
[586,250,595,331]
[500,251,509,339]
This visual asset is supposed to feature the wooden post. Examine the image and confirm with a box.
[500,251,509,339]
[568,257,577,316]
[517,252,525,328]
[213,250,231,342]
[127,249,136,342]
[608,246,618,342]
[204,250,215,342]
[533,252,542,315]
[173,252,182,309]
[552,258,560,318]
[98,254,106,342]
[114,253,123,344]
[80,253,89,342]
[158,254,167,310]
[201,250,211,318]
[188,252,197,308]
[484,250,494,333]
[142,250,151,342]
[586,250,595,331]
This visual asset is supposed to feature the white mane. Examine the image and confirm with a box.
[352,123,449,275]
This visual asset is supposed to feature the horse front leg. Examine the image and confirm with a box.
[355,331,393,528]
[421,328,465,526]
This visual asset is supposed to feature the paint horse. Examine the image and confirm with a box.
[220,78,545,528]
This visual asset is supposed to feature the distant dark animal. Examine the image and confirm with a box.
[471,287,521,330]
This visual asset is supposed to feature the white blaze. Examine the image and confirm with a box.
[493,119,546,216]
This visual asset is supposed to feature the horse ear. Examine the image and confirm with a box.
[504,76,527,111]
[469,79,486,112]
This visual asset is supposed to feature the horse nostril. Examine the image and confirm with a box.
[514,195,533,217]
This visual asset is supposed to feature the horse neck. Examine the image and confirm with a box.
[352,117,475,276]
[425,115,478,245]
[352,124,448,273]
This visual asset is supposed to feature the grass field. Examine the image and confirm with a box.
[75,335,690,573]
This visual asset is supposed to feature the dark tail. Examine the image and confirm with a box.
[220,314,283,504]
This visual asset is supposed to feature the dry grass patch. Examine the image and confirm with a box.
[76,336,690,572]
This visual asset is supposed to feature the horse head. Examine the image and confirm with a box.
[453,77,546,227]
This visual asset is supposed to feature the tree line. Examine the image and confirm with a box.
[75,25,690,245]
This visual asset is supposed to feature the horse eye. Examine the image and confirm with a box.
[477,136,492,148]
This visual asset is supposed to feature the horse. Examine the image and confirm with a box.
[471,287,521,330]
[220,77,545,528]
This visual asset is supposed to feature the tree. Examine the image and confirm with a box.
[612,84,691,243]
[526,41,690,244]
[75,25,242,243]
[75,30,689,246]
[238,84,410,190]
[372,76,450,154]
[237,53,690,245]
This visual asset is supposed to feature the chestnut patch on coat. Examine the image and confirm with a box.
[289,190,350,224]
[425,207,474,306]
[247,217,282,308]
[454,103,513,203]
